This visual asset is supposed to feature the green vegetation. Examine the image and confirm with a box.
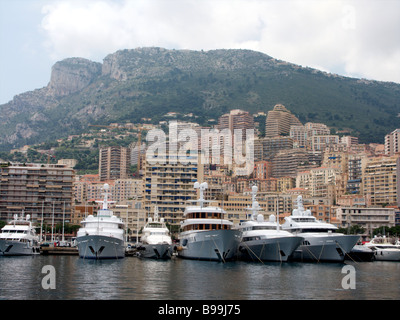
[0,48,399,152]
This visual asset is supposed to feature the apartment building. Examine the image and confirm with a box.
[74,176,142,204]
[265,104,302,138]
[218,109,254,141]
[258,136,294,161]
[384,128,400,156]
[272,148,314,178]
[305,122,330,138]
[143,152,204,226]
[296,166,341,203]
[0,162,74,226]
[289,124,306,147]
[362,155,399,206]
[346,153,367,194]
[309,135,340,151]
[290,122,331,148]
[99,146,131,181]
[253,161,272,179]
[336,206,396,235]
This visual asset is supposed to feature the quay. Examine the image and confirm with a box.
[40,246,78,255]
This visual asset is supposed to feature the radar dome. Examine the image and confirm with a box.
[257,214,264,222]
[252,185,258,193]
[269,214,276,222]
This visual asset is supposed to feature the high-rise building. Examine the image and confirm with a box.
[0,162,74,226]
[218,109,254,142]
[272,148,314,178]
[265,104,302,137]
[259,136,294,161]
[143,152,204,226]
[99,146,131,181]
[384,129,400,156]
[218,109,254,133]
[362,155,398,206]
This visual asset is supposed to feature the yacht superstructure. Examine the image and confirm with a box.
[76,184,125,259]
[178,182,241,262]
[282,196,359,262]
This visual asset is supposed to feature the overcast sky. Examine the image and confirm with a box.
[0,0,399,104]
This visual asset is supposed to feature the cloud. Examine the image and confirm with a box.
[40,0,400,83]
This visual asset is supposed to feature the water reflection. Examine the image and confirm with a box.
[0,256,399,300]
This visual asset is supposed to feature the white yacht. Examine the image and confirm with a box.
[364,237,400,261]
[0,212,40,256]
[282,196,359,262]
[236,186,303,262]
[76,184,125,259]
[137,207,173,259]
[178,182,241,262]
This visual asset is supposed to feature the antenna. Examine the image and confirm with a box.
[193,182,209,208]
[96,183,115,211]
[245,185,261,220]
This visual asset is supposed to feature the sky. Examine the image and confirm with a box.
[0,0,399,105]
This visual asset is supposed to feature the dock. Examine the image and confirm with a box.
[40,246,78,255]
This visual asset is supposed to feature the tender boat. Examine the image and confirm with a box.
[236,186,303,262]
[178,182,241,262]
[345,244,375,262]
[364,237,400,261]
[0,212,40,256]
[76,184,125,259]
[282,196,359,262]
[137,207,173,259]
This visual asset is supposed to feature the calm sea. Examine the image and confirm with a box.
[0,255,399,304]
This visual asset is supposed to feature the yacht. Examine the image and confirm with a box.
[282,196,359,262]
[364,237,400,261]
[137,207,173,259]
[236,186,303,262]
[178,182,241,262]
[0,212,40,256]
[76,184,125,259]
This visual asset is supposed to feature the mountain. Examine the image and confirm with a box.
[1,47,400,151]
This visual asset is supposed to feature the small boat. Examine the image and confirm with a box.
[364,237,400,261]
[282,195,359,262]
[76,184,125,259]
[178,182,241,262]
[345,244,375,262]
[0,212,40,256]
[137,207,173,259]
[236,186,303,262]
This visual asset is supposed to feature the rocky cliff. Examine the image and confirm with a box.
[48,58,102,96]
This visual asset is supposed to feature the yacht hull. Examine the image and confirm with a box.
[0,239,40,256]
[138,243,173,259]
[178,229,241,262]
[76,235,125,259]
[372,249,400,261]
[290,234,359,262]
[238,236,303,262]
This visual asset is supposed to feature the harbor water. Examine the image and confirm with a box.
[0,255,399,301]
